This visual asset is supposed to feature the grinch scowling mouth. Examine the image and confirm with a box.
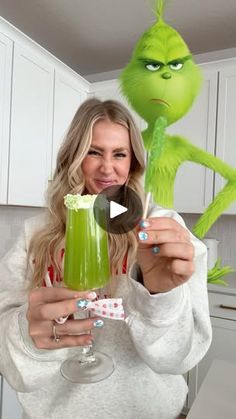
[151,98,170,107]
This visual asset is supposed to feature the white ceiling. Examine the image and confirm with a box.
[0,0,236,79]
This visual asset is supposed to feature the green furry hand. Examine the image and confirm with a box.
[207,258,235,285]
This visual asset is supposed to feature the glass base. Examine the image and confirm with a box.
[60,351,115,383]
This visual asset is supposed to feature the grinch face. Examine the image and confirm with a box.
[120,22,202,126]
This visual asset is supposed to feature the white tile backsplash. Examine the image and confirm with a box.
[181,213,236,268]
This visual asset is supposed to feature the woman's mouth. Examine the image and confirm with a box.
[95,179,116,188]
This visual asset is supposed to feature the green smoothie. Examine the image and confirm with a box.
[63,194,110,291]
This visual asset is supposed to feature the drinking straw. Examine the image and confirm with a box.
[143,192,151,220]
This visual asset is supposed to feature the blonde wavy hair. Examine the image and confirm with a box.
[28,98,146,288]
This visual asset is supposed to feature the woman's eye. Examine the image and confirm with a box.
[145,63,161,72]
[87,150,100,156]
[169,62,183,71]
[114,153,126,158]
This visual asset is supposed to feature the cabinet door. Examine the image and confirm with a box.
[52,70,88,173]
[1,378,22,419]
[0,33,13,204]
[168,67,217,213]
[8,43,54,206]
[187,316,236,409]
[215,65,236,214]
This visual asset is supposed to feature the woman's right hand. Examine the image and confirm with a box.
[26,287,101,349]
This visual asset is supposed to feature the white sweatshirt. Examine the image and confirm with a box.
[0,207,212,419]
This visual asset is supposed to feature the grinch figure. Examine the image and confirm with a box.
[119,0,236,282]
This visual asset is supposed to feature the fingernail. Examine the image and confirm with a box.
[139,220,150,228]
[93,319,104,328]
[77,299,89,310]
[152,246,160,254]
[138,231,149,241]
[86,291,97,300]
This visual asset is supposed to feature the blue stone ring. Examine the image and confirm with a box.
[77,299,89,310]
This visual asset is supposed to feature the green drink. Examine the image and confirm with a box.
[63,194,110,291]
[61,194,115,383]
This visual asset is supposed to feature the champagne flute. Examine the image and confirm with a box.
[60,193,114,383]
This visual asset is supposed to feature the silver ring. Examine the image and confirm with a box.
[52,323,61,343]
[54,315,69,324]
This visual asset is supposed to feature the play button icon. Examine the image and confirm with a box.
[93,185,143,234]
[110,201,128,219]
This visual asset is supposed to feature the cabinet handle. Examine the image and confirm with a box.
[219,304,236,311]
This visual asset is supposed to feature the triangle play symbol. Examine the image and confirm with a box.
[110,201,128,219]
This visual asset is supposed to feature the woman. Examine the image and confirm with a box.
[0,98,211,419]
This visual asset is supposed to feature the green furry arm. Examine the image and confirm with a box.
[187,141,236,180]
[183,140,236,237]
[193,180,236,238]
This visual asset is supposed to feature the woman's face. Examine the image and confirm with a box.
[81,119,132,194]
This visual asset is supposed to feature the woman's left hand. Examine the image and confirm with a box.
[137,217,195,293]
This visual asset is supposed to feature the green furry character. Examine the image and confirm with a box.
[119,0,236,283]
[120,0,236,242]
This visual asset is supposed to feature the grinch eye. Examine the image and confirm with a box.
[145,63,161,71]
[169,62,183,71]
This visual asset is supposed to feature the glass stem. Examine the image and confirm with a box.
[78,310,96,365]
[80,346,96,364]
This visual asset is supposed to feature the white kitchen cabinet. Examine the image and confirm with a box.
[0,376,22,419]
[215,63,236,214]
[0,16,90,207]
[0,32,13,204]
[172,60,236,214]
[186,359,236,419]
[187,288,236,410]
[168,66,217,213]
[52,69,88,174]
[7,47,89,207]
[8,43,54,207]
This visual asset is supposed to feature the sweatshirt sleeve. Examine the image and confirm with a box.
[0,221,74,393]
[124,207,212,375]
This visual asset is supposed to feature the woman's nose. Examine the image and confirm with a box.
[100,158,113,173]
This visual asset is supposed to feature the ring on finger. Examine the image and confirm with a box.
[54,315,69,324]
[52,322,61,343]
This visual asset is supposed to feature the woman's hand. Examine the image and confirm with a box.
[137,217,194,293]
[26,287,102,349]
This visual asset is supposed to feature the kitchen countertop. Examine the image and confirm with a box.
[186,359,236,419]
